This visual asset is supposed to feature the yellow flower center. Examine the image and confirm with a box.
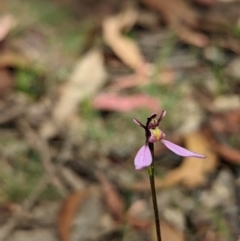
[149,128,163,142]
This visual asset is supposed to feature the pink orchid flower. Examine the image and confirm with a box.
[133,110,206,170]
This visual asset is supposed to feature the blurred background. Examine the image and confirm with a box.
[0,0,240,240]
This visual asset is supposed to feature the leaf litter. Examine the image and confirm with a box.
[0,0,240,241]
[58,189,90,241]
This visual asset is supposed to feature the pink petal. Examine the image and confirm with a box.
[158,110,167,122]
[133,118,145,128]
[134,145,152,170]
[161,139,206,158]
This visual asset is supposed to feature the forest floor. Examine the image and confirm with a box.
[0,0,240,241]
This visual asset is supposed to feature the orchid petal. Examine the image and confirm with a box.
[134,145,152,170]
[133,118,145,128]
[161,139,206,158]
[158,110,166,123]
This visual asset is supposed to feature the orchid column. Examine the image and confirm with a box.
[133,110,206,241]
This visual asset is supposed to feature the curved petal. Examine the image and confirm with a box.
[161,139,206,158]
[158,109,167,123]
[133,118,145,129]
[134,145,152,170]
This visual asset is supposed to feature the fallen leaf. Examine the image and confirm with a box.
[96,172,125,222]
[136,10,159,28]
[157,131,218,188]
[209,110,240,134]
[214,36,240,54]
[70,187,113,241]
[53,49,107,122]
[109,67,175,91]
[208,110,240,164]
[142,0,209,47]
[211,142,240,164]
[0,52,30,69]
[40,48,107,138]
[126,200,150,229]
[0,15,16,41]
[58,189,89,241]
[201,229,228,241]
[92,93,161,112]
[150,220,184,241]
[103,7,146,71]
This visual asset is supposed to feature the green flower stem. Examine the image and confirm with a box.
[148,142,162,241]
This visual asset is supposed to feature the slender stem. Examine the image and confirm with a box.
[148,142,162,241]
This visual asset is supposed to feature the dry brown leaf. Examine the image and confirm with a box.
[103,7,146,71]
[58,189,89,241]
[40,49,107,139]
[109,67,175,91]
[92,93,161,112]
[0,52,30,69]
[142,0,209,47]
[96,172,125,222]
[0,15,16,41]
[211,142,240,164]
[207,110,240,164]
[156,131,218,189]
[201,230,227,241]
[126,200,150,229]
[137,10,159,28]
[150,220,184,241]
[214,36,240,54]
[209,110,240,134]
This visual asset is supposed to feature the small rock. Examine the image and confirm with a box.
[204,46,227,65]
[162,207,185,231]
[177,98,205,135]
[225,57,240,80]
[200,169,235,208]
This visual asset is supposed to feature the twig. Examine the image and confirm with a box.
[18,119,67,195]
